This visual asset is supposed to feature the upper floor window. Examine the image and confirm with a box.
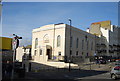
[57,35,61,47]
[70,50,72,55]
[86,53,89,56]
[82,40,84,49]
[35,38,38,49]
[43,34,49,43]
[76,38,79,48]
[91,42,93,50]
[76,51,78,56]
[87,40,89,50]
[70,37,72,47]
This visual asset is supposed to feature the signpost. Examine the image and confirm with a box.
[11,34,22,80]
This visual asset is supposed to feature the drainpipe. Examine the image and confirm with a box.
[53,24,56,60]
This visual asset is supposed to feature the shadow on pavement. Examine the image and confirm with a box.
[2,61,111,80]
[16,62,109,79]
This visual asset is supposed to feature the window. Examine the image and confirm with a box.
[70,50,72,55]
[57,35,61,47]
[76,51,78,56]
[82,40,84,49]
[87,41,89,50]
[82,52,84,55]
[70,37,72,47]
[58,52,61,56]
[85,35,87,41]
[86,53,89,56]
[43,34,49,43]
[76,38,79,48]
[34,50,37,56]
[40,49,42,55]
[35,38,38,49]
[91,42,93,50]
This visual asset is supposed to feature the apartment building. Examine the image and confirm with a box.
[88,20,120,57]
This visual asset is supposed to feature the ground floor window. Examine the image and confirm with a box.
[34,50,37,56]
[58,52,61,56]
[76,51,78,56]
[40,49,42,55]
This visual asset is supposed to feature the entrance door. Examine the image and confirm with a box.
[47,49,51,59]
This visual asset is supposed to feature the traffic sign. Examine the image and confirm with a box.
[12,37,19,50]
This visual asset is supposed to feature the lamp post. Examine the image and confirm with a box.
[68,19,72,72]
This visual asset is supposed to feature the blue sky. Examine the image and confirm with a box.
[2,2,118,46]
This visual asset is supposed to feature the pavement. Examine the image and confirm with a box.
[2,62,117,81]
[77,62,115,71]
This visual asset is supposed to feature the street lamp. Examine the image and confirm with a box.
[68,19,72,72]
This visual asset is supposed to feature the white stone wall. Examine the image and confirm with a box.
[16,47,24,62]
[32,24,96,63]
[32,24,66,63]
[65,25,95,62]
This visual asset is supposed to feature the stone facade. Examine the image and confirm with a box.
[32,24,96,63]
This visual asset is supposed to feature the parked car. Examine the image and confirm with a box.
[115,60,120,66]
[111,57,120,62]
[99,59,107,64]
[110,66,120,79]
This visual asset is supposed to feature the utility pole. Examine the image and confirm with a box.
[11,34,22,79]
[68,19,72,72]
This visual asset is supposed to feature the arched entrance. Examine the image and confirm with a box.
[46,45,52,60]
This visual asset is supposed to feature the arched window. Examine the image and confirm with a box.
[43,34,49,43]
[57,35,61,47]
[35,38,38,49]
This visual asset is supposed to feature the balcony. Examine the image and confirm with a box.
[109,50,114,53]
[101,43,106,47]
[97,49,107,53]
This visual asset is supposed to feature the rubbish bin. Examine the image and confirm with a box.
[18,68,25,78]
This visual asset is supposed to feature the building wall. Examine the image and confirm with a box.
[89,24,101,36]
[16,46,31,62]
[109,25,120,57]
[32,24,66,62]
[16,47,24,62]
[32,24,96,63]
[32,22,120,63]
[65,25,95,63]
[0,37,12,50]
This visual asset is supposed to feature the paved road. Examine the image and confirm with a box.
[24,70,111,79]
[2,69,119,81]
[12,70,120,81]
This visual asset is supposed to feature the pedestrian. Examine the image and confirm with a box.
[5,61,13,79]
[2,62,6,79]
